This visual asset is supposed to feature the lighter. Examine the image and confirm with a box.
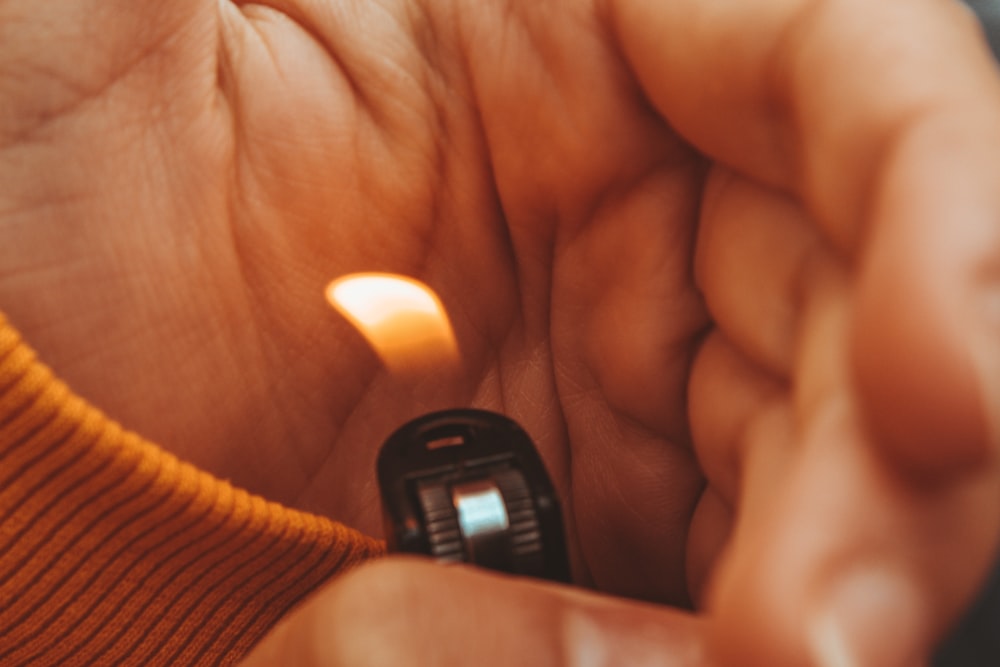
[377,408,571,583]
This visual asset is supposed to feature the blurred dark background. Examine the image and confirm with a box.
[968,0,1000,56]
[932,2,1000,665]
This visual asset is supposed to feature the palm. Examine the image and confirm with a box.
[0,1,709,604]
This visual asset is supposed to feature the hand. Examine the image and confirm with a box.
[2,1,999,666]
[1,0,707,603]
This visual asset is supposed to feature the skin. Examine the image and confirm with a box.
[2,0,1000,664]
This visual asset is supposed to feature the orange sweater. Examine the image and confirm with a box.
[0,316,384,666]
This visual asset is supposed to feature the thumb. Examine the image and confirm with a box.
[707,263,1000,667]
[241,558,707,667]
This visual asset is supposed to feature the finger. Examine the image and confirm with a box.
[610,0,999,247]
[685,486,733,609]
[852,123,1000,475]
[611,0,1000,475]
[709,264,1000,667]
[688,330,786,506]
[687,330,793,607]
[241,558,709,667]
[712,410,1000,667]
[695,167,821,378]
[713,404,1000,667]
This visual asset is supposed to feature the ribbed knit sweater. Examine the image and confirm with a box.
[0,315,384,666]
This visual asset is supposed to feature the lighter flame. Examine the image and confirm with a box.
[325,273,459,375]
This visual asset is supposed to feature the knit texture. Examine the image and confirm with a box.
[0,316,384,666]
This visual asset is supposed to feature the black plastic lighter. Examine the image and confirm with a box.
[377,408,570,582]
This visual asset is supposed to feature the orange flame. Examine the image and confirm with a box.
[325,273,459,375]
